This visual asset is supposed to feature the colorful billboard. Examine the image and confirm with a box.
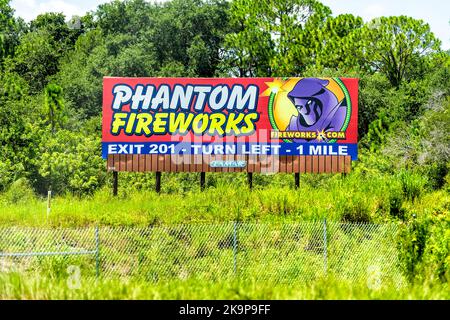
[102,77,358,160]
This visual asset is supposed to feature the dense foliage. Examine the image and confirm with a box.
[0,0,449,285]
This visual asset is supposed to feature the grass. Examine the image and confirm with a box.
[0,171,448,300]
[0,273,448,299]
[0,171,447,227]
[0,221,402,284]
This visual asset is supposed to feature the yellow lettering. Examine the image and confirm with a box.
[111,113,128,134]
[169,113,194,134]
[208,113,226,135]
[225,113,245,134]
[125,113,137,134]
[153,113,168,134]
[135,113,153,136]
[192,114,209,134]
[240,113,258,135]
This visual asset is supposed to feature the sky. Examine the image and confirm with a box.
[10,0,450,49]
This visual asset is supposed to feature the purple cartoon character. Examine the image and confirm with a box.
[287,78,346,142]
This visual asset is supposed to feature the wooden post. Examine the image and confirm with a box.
[46,190,52,219]
[247,172,253,190]
[112,171,118,196]
[295,173,300,189]
[200,172,206,191]
[155,171,161,193]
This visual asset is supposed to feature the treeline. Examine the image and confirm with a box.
[0,0,449,196]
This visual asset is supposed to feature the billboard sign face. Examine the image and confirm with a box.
[102,77,358,160]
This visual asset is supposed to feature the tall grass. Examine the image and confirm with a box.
[0,273,447,300]
[0,171,444,227]
[0,171,448,299]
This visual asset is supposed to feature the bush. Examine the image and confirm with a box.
[398,170,427,201]
[398,212,450,283]
[398,195,450,284]
[36,129,106,196]
[340,193,372,223]
[423,217,450,282]
[388,187,406,220]
[398,218,430,283]
[445,167,450,192]
[421,162,449,189]
[1,178,36,205]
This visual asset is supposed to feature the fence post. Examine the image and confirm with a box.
[95,226,100,278]
[233,221,238,275]
[323,218,327,276]
[47,190,52,219]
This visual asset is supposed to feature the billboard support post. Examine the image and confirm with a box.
[247,173,253,190]
[155,172,161,193]
[295,173,300,189]
[112,171,118,196]
[200,172,205,191]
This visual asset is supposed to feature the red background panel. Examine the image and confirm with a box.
[102,77,358,144]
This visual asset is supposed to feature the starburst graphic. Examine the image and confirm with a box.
[260,79,286,97]
[316,130,328,142]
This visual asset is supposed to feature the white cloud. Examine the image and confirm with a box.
[10,0,450,50]
[11,0,108,21]
[10,0,171,21]
[363,4,386,21]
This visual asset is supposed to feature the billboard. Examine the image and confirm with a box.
[102,77,358,161]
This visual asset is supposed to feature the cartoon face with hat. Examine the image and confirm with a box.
[287,78,347,142]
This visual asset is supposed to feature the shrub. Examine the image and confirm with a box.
[421,162,449,189]
[397,218,430,283]
[36,129,106,195]
[398,198,450,284]
[340,193,372,223]
[397,170,426,201]
[388,188,406,220]
[1,178,36,205]
[423,218,450,282]
[445,169,450,193]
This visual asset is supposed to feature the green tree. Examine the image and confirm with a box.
[316,14,364,70]
[0,0,15,59]
[43,82,65,133]
[0,70,38,191]
[56,31,157,118]
[0,0,26,64]
[349,16,441,87]
[56,29,104,118]
[12,13,87,93]
[36,129,106,195]
[221,0,331,76]
[12,30,61,93]
[219,0,273,76]
[30,13,69,43]
[30,12,85,52]
[95,0,155,36]
[151,0,230,76]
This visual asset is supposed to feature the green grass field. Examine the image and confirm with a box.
[0,172,448,299]
[0,273,448,300]
[0,172,447,227]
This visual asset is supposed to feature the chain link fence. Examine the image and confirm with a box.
[0,221,405,286]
